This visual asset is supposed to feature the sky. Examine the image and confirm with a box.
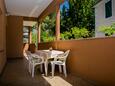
[60,0,69,11]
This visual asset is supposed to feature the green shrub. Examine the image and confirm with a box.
[41,31,55,42]
[61,31,72,40]
[61,27,90,40]
[71,27,89,38]
[99,23,115,36]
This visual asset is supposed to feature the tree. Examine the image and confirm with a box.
[32,26,38,46]
[61,0,95,36]
[41,13,56,42]
[41,0,96,42]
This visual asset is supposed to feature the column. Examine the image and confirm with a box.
[55,2,60,40]
[38,22,41,43]
[28,26,32,44]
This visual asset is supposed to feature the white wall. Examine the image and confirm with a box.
[95,0,115,37]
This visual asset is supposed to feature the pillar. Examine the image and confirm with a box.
[28,26,32,44]
[38,22,41,43]
[55,2,60,40]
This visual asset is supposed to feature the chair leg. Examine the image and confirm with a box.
[32,64,35,77]
[59,65,62,73]
[51,63,55,77]
[40,64,43,73]
[44,61,48,76]
[29,62,31,73]
[63,64,67,77]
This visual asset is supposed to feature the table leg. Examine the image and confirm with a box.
[44,60,48,76]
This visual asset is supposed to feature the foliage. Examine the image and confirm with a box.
[32,28,38,46]
[41,13,56,42]
[41,0,96,42]
[61,27,90,40]
[41,30,55,42]
[41,13,56,35]
[99,23,115,36]
[61,31,72,40]
[71,27,89,38]
[32,32,37,43]
[61,0,95,36]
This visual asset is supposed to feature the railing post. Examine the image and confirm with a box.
[55,1,60,40]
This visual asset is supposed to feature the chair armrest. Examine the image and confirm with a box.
[56,53,65,59]
[54,53,65,61]
[31,54,44,63]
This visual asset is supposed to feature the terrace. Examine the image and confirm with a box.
[0,0,115,86]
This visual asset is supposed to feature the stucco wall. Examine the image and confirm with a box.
[95,0,115,37]
[6,15,23,58]
[0,0,7,73]
[38,37,115,86]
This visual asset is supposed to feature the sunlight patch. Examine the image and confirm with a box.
[42,76,72,86]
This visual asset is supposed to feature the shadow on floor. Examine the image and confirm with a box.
[0,58,51,86]
[0,58,96,86]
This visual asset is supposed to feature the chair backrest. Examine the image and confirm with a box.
[25,50,44,63]
[56,50,70,62]
[63,50,70,62]
[25,50,32,60]
[28,43,36,53]
[23,43,29,53]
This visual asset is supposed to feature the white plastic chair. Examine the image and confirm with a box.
[35,50,52,76]
[43,50,52,76]
[51,50,70,77]
[25,51,44,77]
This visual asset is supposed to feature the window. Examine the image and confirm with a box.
[23,27,29,43]
[105,0,112,18]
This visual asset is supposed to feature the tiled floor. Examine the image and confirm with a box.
[0,58,95,86]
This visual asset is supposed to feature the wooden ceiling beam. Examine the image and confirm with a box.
[38,0,64,22]
[23,17,38,21]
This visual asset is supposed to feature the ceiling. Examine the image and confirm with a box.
[5,0,53,17]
